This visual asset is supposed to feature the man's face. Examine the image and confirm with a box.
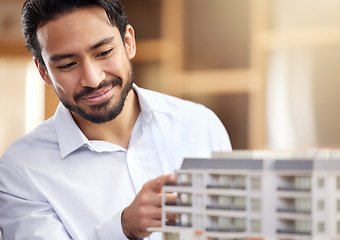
[35,6,136,124]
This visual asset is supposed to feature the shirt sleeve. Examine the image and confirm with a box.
[87,209,127,240]
[0,162,131,240]
[205,107,233,152]
[0,163,72,239]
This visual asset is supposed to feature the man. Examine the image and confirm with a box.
[0,0,232,239]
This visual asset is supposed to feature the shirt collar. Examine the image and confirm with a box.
[53,84,167,158]
[53,103,90,158]
[133,83,174,116]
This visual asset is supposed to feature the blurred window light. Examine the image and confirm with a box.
[25,60,45,133]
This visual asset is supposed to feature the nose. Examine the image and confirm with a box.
[79,58,105,88]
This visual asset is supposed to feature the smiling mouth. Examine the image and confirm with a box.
[74,78,122,104]
[79,85,115,105]
[83,87,112,100]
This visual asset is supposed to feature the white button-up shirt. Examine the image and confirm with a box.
[0,84,232,240]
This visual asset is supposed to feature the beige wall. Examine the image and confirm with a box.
[0,57,28,155]
[266,0,340,149]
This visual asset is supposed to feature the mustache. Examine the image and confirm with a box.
[74,78,122,102]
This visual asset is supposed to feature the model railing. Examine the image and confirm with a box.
[165,221,192,228]
[277,186,310,192]
[277,229,311,235]
[207,185,246,190]
[206,205,246,211]
[164,202,192,207]
[206,227,246,232]
[277,208,311,214]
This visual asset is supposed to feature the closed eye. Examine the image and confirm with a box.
[57,62,77,70]
[97,49,113,58]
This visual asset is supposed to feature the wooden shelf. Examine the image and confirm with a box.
[182,69,251,96]
[257,26,340,50]
[133,39,162,63]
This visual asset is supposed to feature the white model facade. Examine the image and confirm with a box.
[152,150,340,240]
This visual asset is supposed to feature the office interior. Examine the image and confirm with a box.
[1,0,340,239]
[1,0,340,155]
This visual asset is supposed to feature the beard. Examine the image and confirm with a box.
[57,72,134,124]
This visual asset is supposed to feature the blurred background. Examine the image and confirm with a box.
[1,0,340,158]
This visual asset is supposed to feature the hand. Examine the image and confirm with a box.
[121,174,177,239]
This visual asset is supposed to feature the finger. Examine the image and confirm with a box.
[166,212,177,222]
[143,218,163,229]
[165,192,177,204]
[146,174,176,192]
[140,193,163,207]
[140,205,163,220]
[143,191,177,208]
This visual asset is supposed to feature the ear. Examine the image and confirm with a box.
[34,58,52,85]
[124,24,136,60]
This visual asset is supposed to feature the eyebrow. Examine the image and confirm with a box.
[50,37,115,62]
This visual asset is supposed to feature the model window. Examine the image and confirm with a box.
[179,213,192,227]
[234,197,246,210]
[337,199,340,212]
[317,200,324,210]
[251,176,261,190]
[318,222,325,233]
[163,232,179,240]
[337,177,340,190]
[317,178,324,188]
[177,173,192,186]
[251,198,261,212]
[295,220,311,234]
[234,176,246,189]
[177,193,192,206]
[218,217,231,230]
[295,198,311,213]
[294,176,311,190]
[234,218,246,231]
[218,175,230,188]
[218,196,231,209]
[251,219,262,233]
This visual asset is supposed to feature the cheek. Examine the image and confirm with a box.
[49,75,76,98]
[104,53,131,77]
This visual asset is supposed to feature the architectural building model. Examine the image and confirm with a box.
[150,149,340,240]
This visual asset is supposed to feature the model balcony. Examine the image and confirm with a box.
[277,219,311,236]
[206,227,246,233]
[207,174,246,190]
[206,216,246,234]
[207,205,246,211]
[165,202,192,207]
[207,185,246,190]
[165,192,192,207]
[207,196,246,212]
[165,213,192,228]
[277,176,311,193]
[277,229,311,235]
[277,197,311,216]
[277,186,310,192]
[165,182,192,187]
[277,208,310,214]
[165,221,192,228]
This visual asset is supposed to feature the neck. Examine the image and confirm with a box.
[72,89,140,149]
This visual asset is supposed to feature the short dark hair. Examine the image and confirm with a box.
[21,0,128,65]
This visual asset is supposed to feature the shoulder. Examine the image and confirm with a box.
[137,87,232,155]
[138,86,230,141]
[138,87,215,118]
[0,118,57,163]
